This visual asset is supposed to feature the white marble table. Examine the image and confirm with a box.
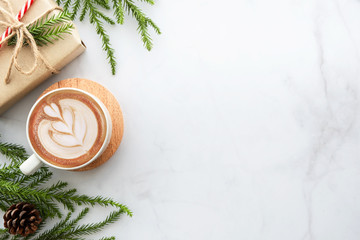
[1,0,360,239]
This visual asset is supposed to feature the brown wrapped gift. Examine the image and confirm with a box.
[0,0,85,115]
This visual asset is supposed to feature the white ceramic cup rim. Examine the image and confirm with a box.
[25,87,112,170]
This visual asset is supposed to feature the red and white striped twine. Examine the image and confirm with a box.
[0,0,35,47]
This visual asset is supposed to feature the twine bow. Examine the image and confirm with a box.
[0,0,60,84]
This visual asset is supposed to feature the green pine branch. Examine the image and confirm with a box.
[70,0,82,20]
[99,237,115,240]
[122,0,161,50]
[8,0,161,75]
[7,11,74,47]
[0,137,132,239]
[33,23,74,46]
[88,4,117,74]
[58,0,161,74]
[63,209,123,237]
[0,176,132,219]
[94,0,111,10]
[29,11,72,33]
[0,141,28,164]
[111,0,124,24]
[62,0,73,13]
[0,208,122,240]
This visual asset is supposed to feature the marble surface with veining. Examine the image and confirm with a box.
[1,0,360,239]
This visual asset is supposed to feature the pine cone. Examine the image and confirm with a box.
[3,202,42,236]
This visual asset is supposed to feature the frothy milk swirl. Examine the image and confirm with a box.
[38,99,99,159]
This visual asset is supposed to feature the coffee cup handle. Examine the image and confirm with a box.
[20,154,43,175]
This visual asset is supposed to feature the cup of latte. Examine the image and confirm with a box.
[20,88,112,175]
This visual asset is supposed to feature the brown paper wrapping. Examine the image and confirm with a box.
[0,0,86,115]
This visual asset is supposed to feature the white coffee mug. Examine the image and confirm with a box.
[20,88,112,175]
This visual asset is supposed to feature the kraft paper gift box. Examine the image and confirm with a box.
[0,0,86,115]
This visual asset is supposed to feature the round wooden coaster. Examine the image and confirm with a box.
[39,78,124,171]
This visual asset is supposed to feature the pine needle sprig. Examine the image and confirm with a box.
[96,10,116,25]
[70,0,82,20]
[6,0,160,75]
[0,137,132,239]
[93,0,111,10]
[56,0,161,74]
[88,3,117,75]
[7,11,74,47]
[65,209,123,237]
[35,23,74,46]
[111,0,124,24]
[137,0,155,4]
[0,141,28,164]
[31,11,72,33]
[79,0,90,21]
[31,210,81,240]
[62,0,73,13]
[0,178,133,219]
[28,208,124,240]
[26,168,53,188]
[122,0,161,50]
[0,229,11,240]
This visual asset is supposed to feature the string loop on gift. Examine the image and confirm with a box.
[0,0,61,84]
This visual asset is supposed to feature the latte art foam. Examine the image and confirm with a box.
[28,90,107,168]
[39,99,99,159]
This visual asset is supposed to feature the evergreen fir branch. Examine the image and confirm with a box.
[7,11,74,47]
[60,0,160,74]
[34,23,74,46]
[0,167,21,184]
[146,17,161,35]
[0,166,132,218]
[67,209,123,237]
[29,11,72,34]
[111,0,124,24]
[137,0,154,4]
[0,233,10,240]
[122,0,161,50]
[66,208,89,227]
[64,195,133,217]
[0,142,28,164]
[26,169,53,188]
[79,0,90,21]
[0,180,63,218]
[0,201,11,212]
[31,210,78,240]
[0,167,51,190]
[94,0,111,10]
[0,179,133,219]
[6,0,161,75]
[0,138,132,239]
[137,17,153,51]
[0,234,9,240]
[70,0,82,20]
[47,181,68,192]
[87,3,117,74]
[0,235,11,240]
[63,0,73,13]
[96,10,116,25]
[31,208,126,240]
[38,212,72,239]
